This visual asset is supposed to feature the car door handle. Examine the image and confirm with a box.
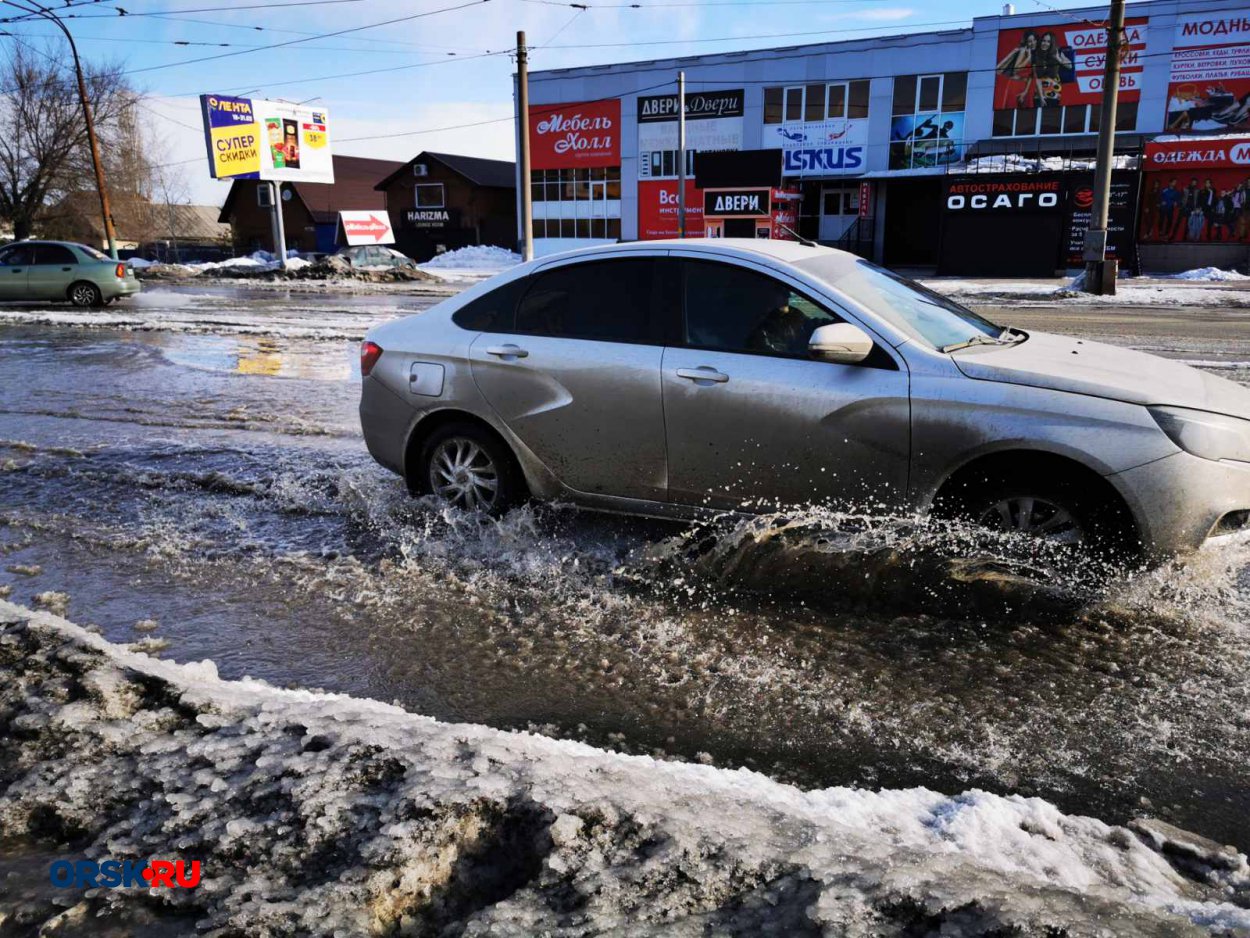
[676,367,729,384]
[11,268,22,273]
[61,267,72,271]
[485,344,529,359]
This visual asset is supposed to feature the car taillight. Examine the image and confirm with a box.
[360,341,383,377]
[115,263,126,279]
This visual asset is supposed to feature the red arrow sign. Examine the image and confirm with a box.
[339,211,395,245]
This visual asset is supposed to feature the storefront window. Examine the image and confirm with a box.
[992,100,1136,138]
[529,169,622,240]
[889,72,967,170]
[764,87,783,124]
[764,80,870,124]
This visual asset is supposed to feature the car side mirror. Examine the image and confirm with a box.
[808,322,874,364]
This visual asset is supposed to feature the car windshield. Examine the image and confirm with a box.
[796,254,1005,351]
[77,244,108,261]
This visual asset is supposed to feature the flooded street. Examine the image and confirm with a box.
[4,284,1250,859]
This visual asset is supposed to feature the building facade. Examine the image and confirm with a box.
[525,0,1250,273]
[374,152,517,262]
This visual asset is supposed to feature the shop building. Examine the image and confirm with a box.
[373,152,517,262]
[524,0,1250,273]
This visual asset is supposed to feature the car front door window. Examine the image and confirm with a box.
[682,260,842,357]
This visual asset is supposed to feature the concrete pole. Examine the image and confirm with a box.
[1082,0,1125,296]
[271,182,288,268]
[517,31,534,261]
[677,71,687,239]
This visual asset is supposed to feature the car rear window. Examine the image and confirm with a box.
[34,245,77,265]
[77,244,109,261]
[451,278,526,332]
[516,258,657,343]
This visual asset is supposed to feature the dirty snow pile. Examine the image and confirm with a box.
[421,244,520,270]
[2,602,1248,935]
[1166,267,1250,283]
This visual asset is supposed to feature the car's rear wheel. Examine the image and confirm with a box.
[67,281,103,308]
[415,423,522,515]
[937,471,1136,558]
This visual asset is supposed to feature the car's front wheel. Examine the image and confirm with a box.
[937,471,1136,558]
[414,423,523,515]
[67,282,103,308]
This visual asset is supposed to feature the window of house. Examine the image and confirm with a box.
[764,86,783,124]
[415,184,444,208]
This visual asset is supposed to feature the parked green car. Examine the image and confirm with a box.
[0,240,140,306]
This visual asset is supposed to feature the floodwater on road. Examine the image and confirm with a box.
[3,286,1250,858]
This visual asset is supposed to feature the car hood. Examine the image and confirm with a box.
[952,331,1250,417]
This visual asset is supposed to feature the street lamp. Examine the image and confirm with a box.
[3,0,118,258]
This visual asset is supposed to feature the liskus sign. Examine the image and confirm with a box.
[529,99,621,170]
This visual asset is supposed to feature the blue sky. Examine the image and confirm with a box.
[3,0,1116,205]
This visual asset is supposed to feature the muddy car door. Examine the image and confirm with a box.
[468,255,669,502]
[662,257,910,511]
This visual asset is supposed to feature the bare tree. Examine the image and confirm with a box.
[0,44,132,240]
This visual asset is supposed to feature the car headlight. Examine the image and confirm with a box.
[1148,406,1250,463]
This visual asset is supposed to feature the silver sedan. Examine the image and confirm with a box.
[359,239,1250,560]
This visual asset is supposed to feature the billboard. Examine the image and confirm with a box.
[993,19,1147,110]
[762,118,867,176]
[1139,138,1250,244]
[637,90,743,181]
[1165,13,1250,135]
[1062,172,1138,268]
[889,112,965,170]
[529,99,620,170]
[638,179,704,239]
[200,94,333,183]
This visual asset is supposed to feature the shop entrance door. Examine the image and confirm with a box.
[724,218,756,238]
[818,186,858,242]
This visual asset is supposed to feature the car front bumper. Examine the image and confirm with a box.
[1108,450,1250,558]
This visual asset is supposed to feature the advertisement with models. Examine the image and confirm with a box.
[993,18,1147,110]
[529,99,621,170]
[1165,13,1250,134]
[1139,138,1250,243]
[200,94,333,183]
[761,117,867,176]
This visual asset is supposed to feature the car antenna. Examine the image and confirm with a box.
[777,224,818,247]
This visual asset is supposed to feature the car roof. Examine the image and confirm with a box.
[534,237,847,267]
[5,240,92,250]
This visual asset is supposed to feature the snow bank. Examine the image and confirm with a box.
[422,244,520,270]
[1,599,1247,936]
[1166,267,1250,283]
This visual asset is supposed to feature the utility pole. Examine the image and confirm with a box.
[677,70,687,238]
[1082,0,1125,296]
[516,30,534,261]
[4,0,118,259]
[271,182,288,268]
